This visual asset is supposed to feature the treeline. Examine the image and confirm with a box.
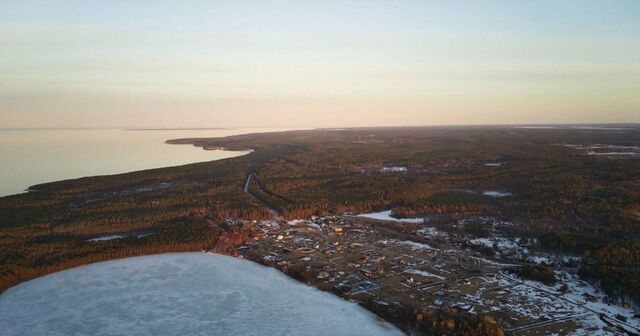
[508,264,556,285]
[0,215,233,293]
[537,232,640,305]
[538,232,604,254]
[0,241,209,293]
[579,241,640,305]
[394,203,484,217]
[210,224,258,255]
[360,298,504,336]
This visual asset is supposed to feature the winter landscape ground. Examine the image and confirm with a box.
[1,126,639,335]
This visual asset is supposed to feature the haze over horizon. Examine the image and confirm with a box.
[1,0,639,128]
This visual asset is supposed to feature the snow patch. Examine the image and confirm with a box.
[404,268,445,280]
[398,240,433,250]
[470,237,518,250]
[357,210,424,223]
[380,166,407,173]
[417,227,440,238]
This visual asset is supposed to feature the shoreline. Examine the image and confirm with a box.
[0,127,298,198]
[0,251,403,336]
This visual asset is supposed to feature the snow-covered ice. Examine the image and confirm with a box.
[380,166,407,172]
[87,233,154,241]
[483,191,512,198]
[357,210,424,223]
[560,143,640,157]
[515,126,556,129]
[588,150,640,156]
[86,235,124,242]
[516,126,633,131]
[592,144,640,150]
[570,126,632,131]
[0,253,402,336]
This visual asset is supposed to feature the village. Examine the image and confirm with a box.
[224,213,640,336]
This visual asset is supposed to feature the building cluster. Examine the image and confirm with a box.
[225,213,639,335]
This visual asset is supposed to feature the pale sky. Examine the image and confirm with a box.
[1,0,639,128]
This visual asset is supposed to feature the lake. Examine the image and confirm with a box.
[0,253,402,336]
[0,128,291,197]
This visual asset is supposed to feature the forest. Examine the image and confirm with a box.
[1,126,639,305]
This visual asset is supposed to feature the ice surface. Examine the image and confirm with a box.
[0,253,402,336]
[560,143,640,157]
[483,191,512,198]
[357,210,424,223]
[86,235,124,242]
[570,126,632,130]
[380,166,408,172]
[588,150,640,156]
[515,126,633,131]
[515,126,556,129]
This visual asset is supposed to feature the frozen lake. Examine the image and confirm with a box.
[0,253,402,336]
[0,128,291,196]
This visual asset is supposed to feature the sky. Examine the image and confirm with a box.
[1,0,639,128]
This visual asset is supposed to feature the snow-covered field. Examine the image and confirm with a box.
[0,253,402,336]
[357,210,424,223]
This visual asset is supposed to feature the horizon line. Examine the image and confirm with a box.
[1,121,639,131]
